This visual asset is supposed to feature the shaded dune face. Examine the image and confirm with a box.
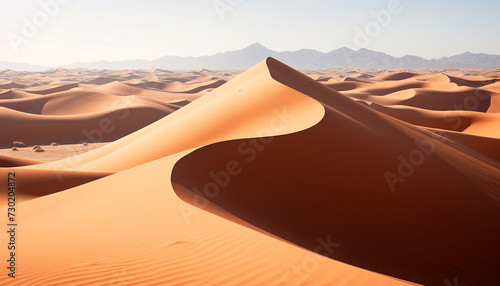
[0,60,420,286]
[0,154,43,167]
[172,58,500,286]
[1,58,499,285]
[0,106,171,146]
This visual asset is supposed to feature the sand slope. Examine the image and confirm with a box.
[172,59,500,286]
[0,69,235,147]
[1,60,499,285]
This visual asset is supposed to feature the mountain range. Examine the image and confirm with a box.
[2,43,500,71]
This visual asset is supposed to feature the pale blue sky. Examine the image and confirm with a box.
[1,0,499,66]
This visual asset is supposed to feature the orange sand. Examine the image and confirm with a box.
[1,60,499,285]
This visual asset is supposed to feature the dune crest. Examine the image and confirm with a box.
[171,58,500,286]
[1,59,499,285]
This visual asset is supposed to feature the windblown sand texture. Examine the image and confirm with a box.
[1,59,499,285]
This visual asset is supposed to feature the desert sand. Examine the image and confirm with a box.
[0,59,499,285]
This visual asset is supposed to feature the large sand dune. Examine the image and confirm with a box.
[0,59,499,285]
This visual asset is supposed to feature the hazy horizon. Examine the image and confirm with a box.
[4,42,500,68]
[1,0,500,66]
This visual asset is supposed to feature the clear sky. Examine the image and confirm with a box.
[1,0,499,66]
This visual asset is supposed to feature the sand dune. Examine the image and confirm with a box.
[0,106,173,146]
[0,89,41,100]
[0,81,26,89]
[374,72,418,81]
[22,83,79,95]
[1,155,417,286]
[0,154,43,168]
[161,79,227,93]
[1,60,499,285]
[0,69,229,147]
[172,59,500,286]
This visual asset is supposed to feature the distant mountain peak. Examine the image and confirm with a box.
[2,45,500,71]
[243,42,271,51]
[337,47,355,52]
[248,42,265,48]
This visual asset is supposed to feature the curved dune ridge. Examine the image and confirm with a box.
[0,59,499,285]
